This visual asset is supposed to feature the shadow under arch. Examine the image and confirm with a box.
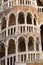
[40,24,43,51]
[18,37,26,52]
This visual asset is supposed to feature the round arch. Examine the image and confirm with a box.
[18,11,25,24]
[8,12,16,26]
[27,36,34,51]
[1,16,7,30]
[6,37,16,46]
[26,11,32,24]
[8,39,15,54]
[39,22,43,28]
[27,35,35,43]
[17,35,26,42]
[7,11,16,19]
[18,36,26,52]
[26,11,33,17]
[17,10,25,16]
[0,43,5,58]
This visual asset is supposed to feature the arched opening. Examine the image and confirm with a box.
[0,43,5,65]
[36,37,39,51]
[8,39,16,65]
[28,36,34,51]
[9,13,16,26]
[0,43,5,58]
[8,39,15,54]
[18,37,26,52]
[1,17,6,30]
[27,12,32,24]
[18,12,25,24]
[37,0,43,6]
[34,14,37,25]
[40,25,43,51]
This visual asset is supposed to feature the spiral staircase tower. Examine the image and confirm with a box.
[0,0,43,65]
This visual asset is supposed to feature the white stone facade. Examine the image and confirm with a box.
[0,0,43,65]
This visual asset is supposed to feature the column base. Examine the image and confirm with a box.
[26,60,29,63]
[15,62,19,65]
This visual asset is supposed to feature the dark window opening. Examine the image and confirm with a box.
[40,25,43,51]
[27,13,32,24]
[18,37,26,52]
[9,13,16,26]
[18,12,25,24]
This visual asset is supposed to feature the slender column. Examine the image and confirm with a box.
[35,0,37,6]
[8,0,9,7]
[34,38,36,61]
[32,16,34,33]
[16,42,18,63]
[24,0,26,4]
[16,0,18,4]
[16,15,18,34]
[25,14,27,32]
[32,16,34,25]
[5,44,8,65]
[6,19,9,36]
[31,0,32,5]
[36,19,38,34]
[25,40,28,62]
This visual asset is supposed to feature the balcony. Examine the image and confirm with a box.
[0,0,37,12]
[38,6,43,13]
[0,24,39,39]
[0,51,40,65]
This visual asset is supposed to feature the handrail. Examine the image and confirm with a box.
[0,0,37,13]
[0,24,38,39]
[38,6,43,13]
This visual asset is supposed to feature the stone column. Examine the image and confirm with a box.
[16,15,18,34]
[32,16,34,33]
[25,14,27,32]
[6,18,9,36]
[16,0,18,4]
[34,38,36,61]
[35,0,37,6]
[5,44,8,65]
[16,42,18,63]
[32,16,34,25]
[24,0,26,4]
[8,0,9,7]
[25,40,28,62]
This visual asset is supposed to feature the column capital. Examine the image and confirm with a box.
[7,17,9,21]
[4,44,8,48]
[16,15,18,19]
[16,41,18,45]
[25,40,28,44]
